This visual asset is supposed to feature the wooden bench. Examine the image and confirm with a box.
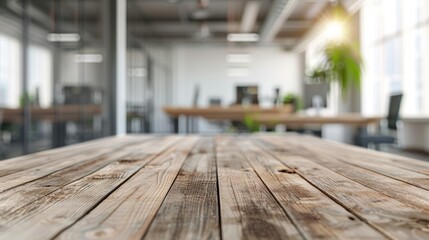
[0,134,428,239]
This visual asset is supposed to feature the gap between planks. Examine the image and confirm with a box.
[255,136,429,240]
[0,136,187,240]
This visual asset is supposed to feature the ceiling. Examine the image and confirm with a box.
[1,0,361,49]
[127,0,335,47]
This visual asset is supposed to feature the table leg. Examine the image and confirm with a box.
[194,117,198,133]
[171,117,179,134]
[354,127,368,147]
[53,122,66,148]
[186,116,190,134]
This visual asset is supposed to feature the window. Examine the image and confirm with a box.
[28,45,53,108]
[361,0,429,115]
[0,33,21,108]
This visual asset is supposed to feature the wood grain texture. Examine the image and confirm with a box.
[258,137,429,240]
[216,136,303,240]
[262,136,429,212]
[236,139,386,239]
[283,135,429,175]
[55,137,199,240]
[0,137,149,193]
[0,136,124,177]
[1,134,429,240]
[0,136,182,240]
[0,137,177,217]
[143,138,220,240]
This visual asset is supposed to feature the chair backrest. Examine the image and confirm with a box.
[192,85,200,107]
[387,93,403,130]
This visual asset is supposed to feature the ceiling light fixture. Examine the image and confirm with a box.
[165,0,180,4]
[227,33,259,42]
[325,21,344,41]
[226,54,252,63]
[74,54,103,63]
[227,67,250,77]
[47,33,80,42]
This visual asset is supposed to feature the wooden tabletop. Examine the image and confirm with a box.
[0,134,429,240]
[253,113,383,126]
[163,105,293,120]
[0,105,102,122]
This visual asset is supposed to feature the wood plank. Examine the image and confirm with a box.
[143,138,220,240]
[55,136,199,240]
[0,137,151,193]
[256,138,429,239]
[0,136,125,177]
[0,136,183,240]
[0,137,179,217]
[259,136,429,213]
[281,135,429,176]
[215,136,303,240]
[236,139,386,239]
[269,136,429,191]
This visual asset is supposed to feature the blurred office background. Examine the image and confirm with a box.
[0,0,428,160]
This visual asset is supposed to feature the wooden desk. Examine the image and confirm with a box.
[0,105,102,147]
[1,134,429,239]
[163,105,293,133]
[1,105,102,122]
[253,113,383,126]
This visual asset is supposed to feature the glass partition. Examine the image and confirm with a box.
[0,0,111,160]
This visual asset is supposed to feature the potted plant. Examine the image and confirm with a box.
[283,93,302,113]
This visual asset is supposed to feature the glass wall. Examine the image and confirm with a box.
[0,0,112,159]
[126,1,174,134]
[361,0,429,115]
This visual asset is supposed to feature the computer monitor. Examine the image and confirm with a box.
[236,86,259,105]
[303,83,328,109]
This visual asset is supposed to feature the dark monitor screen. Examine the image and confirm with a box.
[236,86,259,105]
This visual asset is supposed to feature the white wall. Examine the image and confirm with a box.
[173,45,303,133]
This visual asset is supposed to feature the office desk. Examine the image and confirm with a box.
[163,105,293,133]
[0,105,102,147]
[1,105,102,122]
[0,134,429,239]
[253,113,383,126]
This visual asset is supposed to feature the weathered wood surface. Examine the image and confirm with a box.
[0,134,428,240]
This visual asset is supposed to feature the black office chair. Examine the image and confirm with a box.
[355,93,403,149]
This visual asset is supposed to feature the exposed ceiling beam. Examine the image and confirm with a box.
[175,2,189,22]
[127,21,312,35]
[259,0,299,43]
[240,1,260,33]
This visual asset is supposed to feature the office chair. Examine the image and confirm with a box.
[354,93,403,149]
[0,111,5,158]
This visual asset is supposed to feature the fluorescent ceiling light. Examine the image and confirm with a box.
[227,33,259,42]
[226,54,252,63]
[47,33,80,42]
[227,67,250,77]
[127,68,147,77]
[74,54,103,63]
